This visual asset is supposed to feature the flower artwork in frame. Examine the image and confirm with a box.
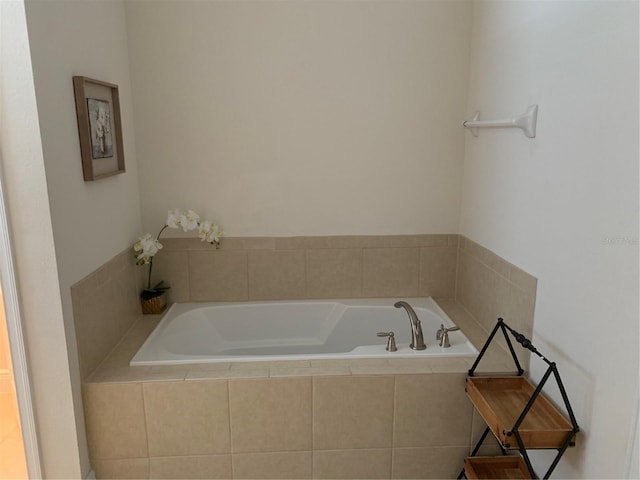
[73,76,125,181]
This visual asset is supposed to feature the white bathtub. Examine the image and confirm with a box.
[130,297,478,366]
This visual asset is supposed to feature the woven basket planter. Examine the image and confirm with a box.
[140,291,167,315]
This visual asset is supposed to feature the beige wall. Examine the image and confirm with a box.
[22,0,144,476]
[459,1,638,477]
[0,1,82,477]
[125,0,473,237]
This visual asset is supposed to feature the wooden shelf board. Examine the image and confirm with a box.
[466,376,573,449]
[464,456,531,479]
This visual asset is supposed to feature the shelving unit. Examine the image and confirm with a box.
[459,319,579,480]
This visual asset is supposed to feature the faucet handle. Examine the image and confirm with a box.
[376,331,397,352]
[437,325,460,347]
[437,324,460,340]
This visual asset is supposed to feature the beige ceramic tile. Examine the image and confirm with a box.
[143,380,230,456]
[83,383,148,460]
[178,362,232,372]
[496,276,536,338]
[362,248,420,297]
[72,274,117,380]
[306,248,363,298]
[391,446,469,479]
[459,236,511,277]
[448,234,460,247]
[98,338,152,370]
[411,299,516,373]
[419,357,474,374]
[394,373,473,448]
[480,247,511,278]
[230,360,310,370]
[314,375,394,450]
[469,409,505,456]
[433,299,496,355]
[91,457,149,479]
[87,366,151,384]
[150,251,190,302]
[314,449,392,479]
[186,368,269,380]
[112,254,143,332]
[269,366,351,377]
[455,250,502,332]
[304,236,388,249]
[160,237,215,251]
[387,234,448,248]
[188,250,248,301]
[72,249,143,380]
[310,358,390,369]
[221,237,276,250]
[248,250,306,300]
[229,377,312,453]
[419,246,458,298]
[233,451,312,479]
[508,264,538,298]
[149,455,232,479]
[349,363,432,376]
[274,237,308,250]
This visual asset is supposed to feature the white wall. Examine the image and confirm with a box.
[22,0,143,476]
[459,1,638,478]
[125,0,473,237]
[0,1,82,477]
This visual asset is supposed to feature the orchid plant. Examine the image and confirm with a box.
[134,209,222,300]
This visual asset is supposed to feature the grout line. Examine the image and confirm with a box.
[360,248,365,297]
[246,250,252,301]
[304,248,309,300]
[185,249,191,302]
[454,241,461,301]
[311,376,315,478]
[390,374,397,479]
[227,379,235,479]
[139,382,151,471]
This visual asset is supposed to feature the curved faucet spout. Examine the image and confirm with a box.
[394,301,426,350]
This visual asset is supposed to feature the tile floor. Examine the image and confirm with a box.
[0,391,27,479]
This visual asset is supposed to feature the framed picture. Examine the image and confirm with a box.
[73,76,125,181]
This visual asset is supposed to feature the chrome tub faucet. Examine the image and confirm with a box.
[394,301,426,350]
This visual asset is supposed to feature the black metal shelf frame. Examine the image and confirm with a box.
[459,318,580,480]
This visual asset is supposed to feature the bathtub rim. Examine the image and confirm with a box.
[129,297,479,366]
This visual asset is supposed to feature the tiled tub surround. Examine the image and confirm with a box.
[75,234,537,478]
[83,300,514,480]
[150,234,459,303]
[71,248,142,380]
[71,234,459,380]
[456,236,537,369]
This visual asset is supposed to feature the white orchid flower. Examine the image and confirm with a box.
[208,224,222,244]
[198,220,212,241]
[133,233,163,265]
[166,209,182,229]
[181,209,200,232]
[197,221,223,244]
[134,209,222,291]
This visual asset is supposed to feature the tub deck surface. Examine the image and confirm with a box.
[86,298,515,384]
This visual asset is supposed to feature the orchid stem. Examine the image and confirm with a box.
[147,225,169,290]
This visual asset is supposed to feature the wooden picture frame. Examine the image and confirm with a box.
[73,76,126,181]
